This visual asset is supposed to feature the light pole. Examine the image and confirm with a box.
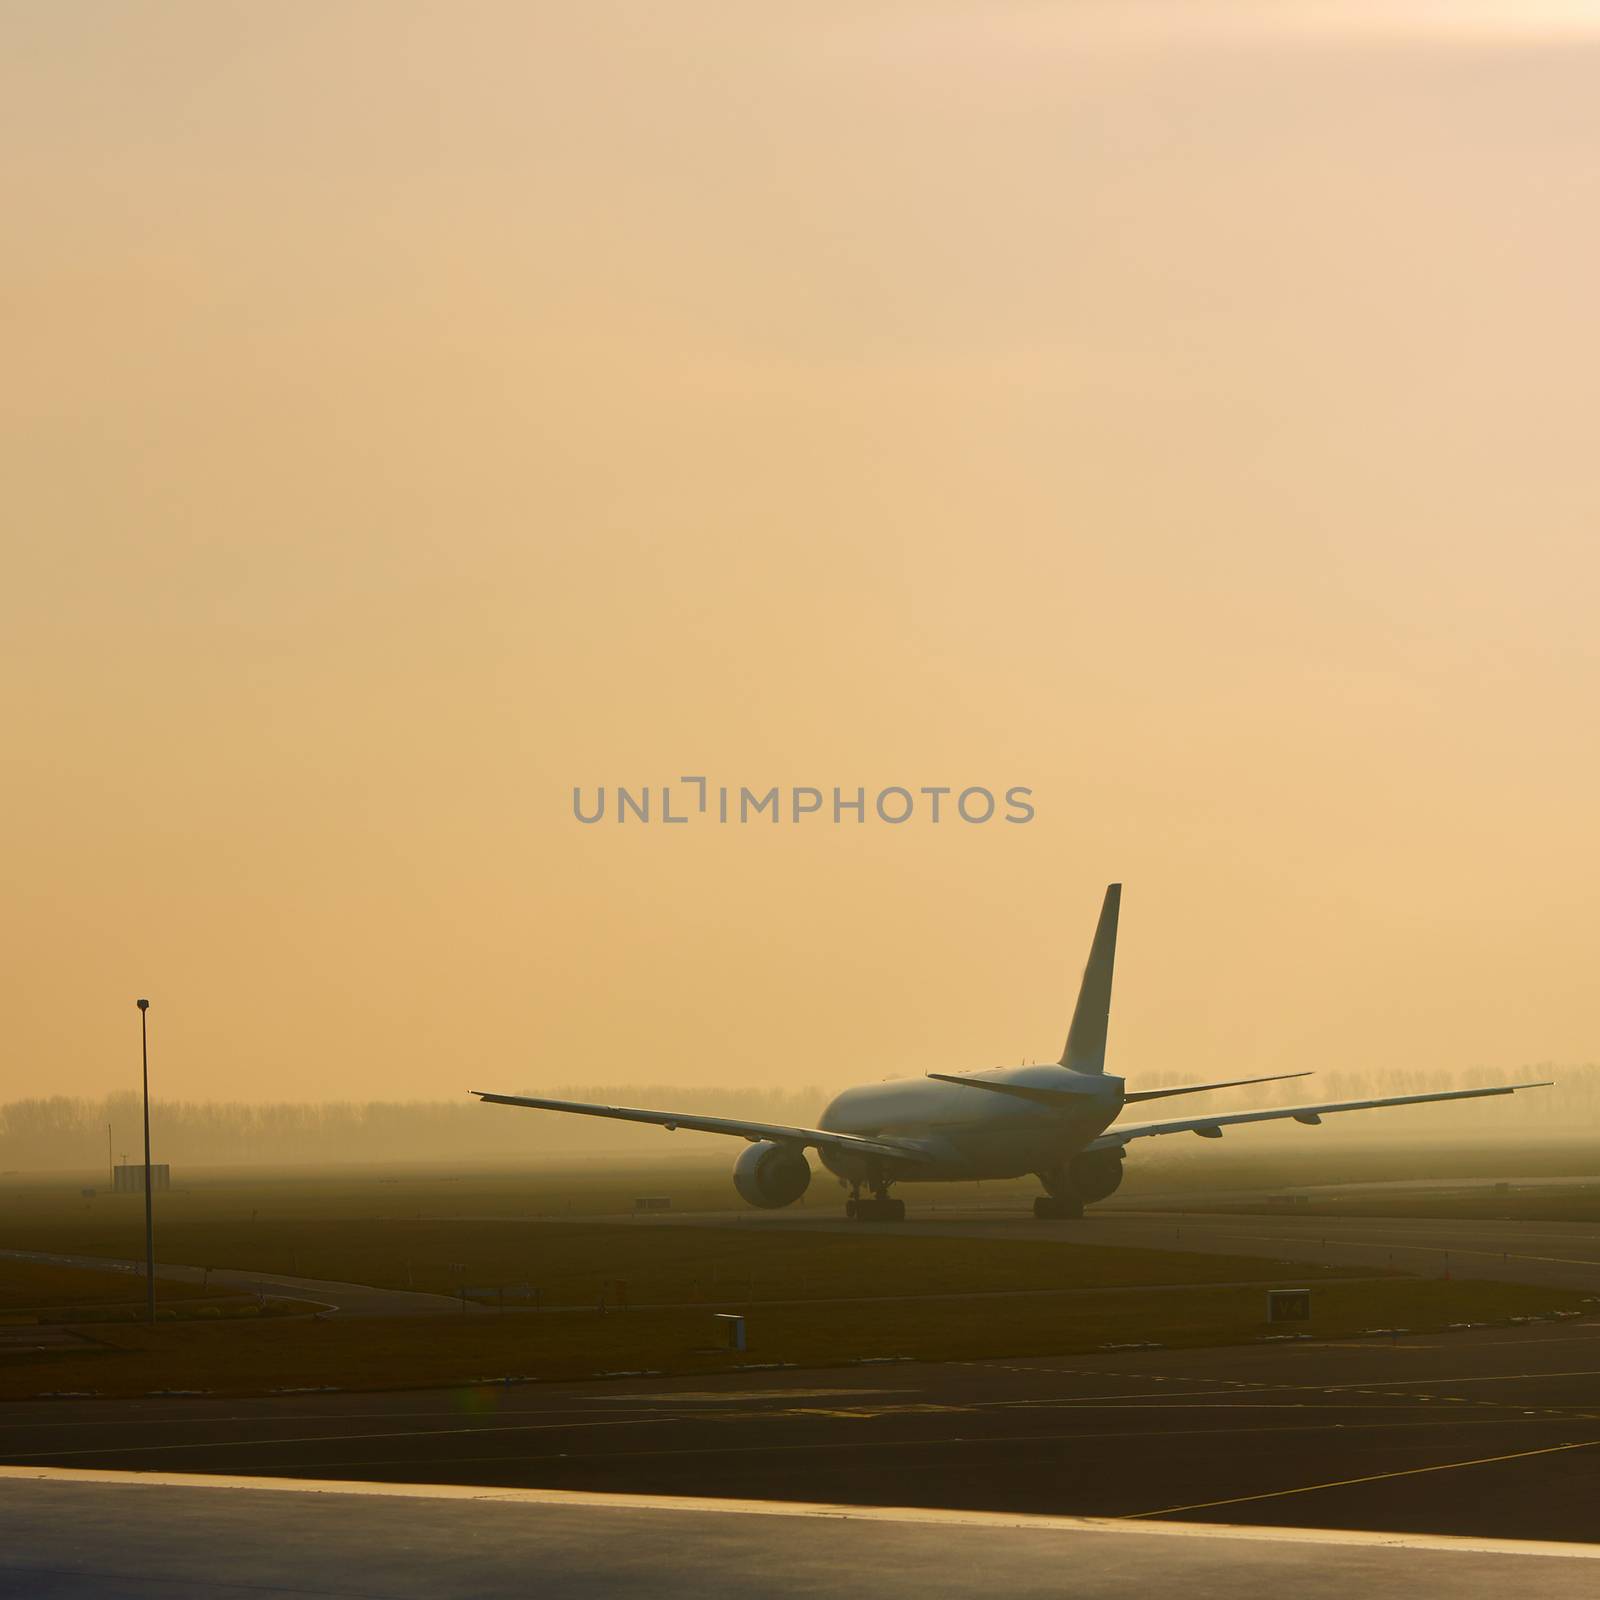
[138,998,155,1325]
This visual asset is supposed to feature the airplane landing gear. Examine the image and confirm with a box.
[846,1175,905,1221]
[1033,1195,1084,1220]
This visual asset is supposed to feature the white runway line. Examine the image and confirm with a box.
[1124,1435,1600,1518]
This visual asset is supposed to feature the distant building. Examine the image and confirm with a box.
[113,1163,170,1193]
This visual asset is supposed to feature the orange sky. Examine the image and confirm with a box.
[2,3,1596,1105]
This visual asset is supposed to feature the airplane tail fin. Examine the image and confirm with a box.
[1060,883,1121,1074]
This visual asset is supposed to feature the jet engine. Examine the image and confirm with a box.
[1067,1147,1125,1203]
[732,1141,812,1209]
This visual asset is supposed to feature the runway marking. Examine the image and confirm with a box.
[249,1411,1600,1478]
[990,1388,1250,1407]
[1123,1436,1600,1520]
[6,1465,1600,1560]
[785,1408,893,1419]
[1414,1333,1600,1349]
[1142,1226,1600,1273]
[990,1376,1598,1411]
[0,1404,704,1433]
[19,1395,1571,1467]
[1320,1368,1600,1391]
[21,1392,1565,1459]
[998,1401,1502,1415]
[1311,1343,1442,1350]
[5,1414,691,1462]
[588,1389,909,1403]
[1104,1367,1600,1404]
[10,1351,1599,1466]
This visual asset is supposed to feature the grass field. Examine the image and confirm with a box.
[4,1278,1587,1401]
[1110,1139,1600,1202]
[1,1161,1590,1400]
[0,1163,1369,1310]
[0,1261,320,1328]
[3,1149,1595,1309]
[0,1260,219,1313]
[1159,1184,1600,1224]
[0,1160,1047,1229]
[0,1216,1366,1308]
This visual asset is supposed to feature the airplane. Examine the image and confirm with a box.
[475,884,1550,1221]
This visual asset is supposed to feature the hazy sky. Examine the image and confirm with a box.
[3,2,1597,1106]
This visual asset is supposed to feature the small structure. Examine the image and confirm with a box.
[113,1164,170,1193]
[713,1313,746,1352]
[1267,1288,1312,1324]
[632,1196,671,1213]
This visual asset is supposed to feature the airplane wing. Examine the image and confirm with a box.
[1086,1081,1552,1150]
[472,1090,936,1163]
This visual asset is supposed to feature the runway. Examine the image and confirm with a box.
[4,1318,1599,1542]
[6,1472,1598,1600]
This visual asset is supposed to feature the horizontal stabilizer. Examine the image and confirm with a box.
[1124,1071,1313,1104]
[927,1072,1101,1108]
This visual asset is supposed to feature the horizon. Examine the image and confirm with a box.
[3,1060,1593,1173]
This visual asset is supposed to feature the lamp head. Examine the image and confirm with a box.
[136,999,149,1011]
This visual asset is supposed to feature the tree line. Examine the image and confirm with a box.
[0,1064,1590,1173]
[0,1085,830,1172]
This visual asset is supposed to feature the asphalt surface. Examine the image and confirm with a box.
[5,1472,1598,1600]
[4,1318,1599,1541]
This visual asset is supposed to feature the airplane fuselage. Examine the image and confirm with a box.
[817,1064,1125,1185]
[475,881,1549,1219]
